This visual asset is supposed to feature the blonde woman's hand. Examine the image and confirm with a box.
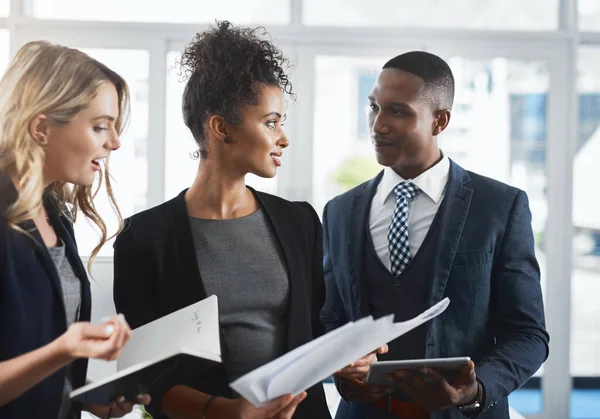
[56,314,132,361]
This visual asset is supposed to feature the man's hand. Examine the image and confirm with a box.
[390,360,480,411]
[335,345,388,380]
[335,345,392,401]
[338,377,394,403]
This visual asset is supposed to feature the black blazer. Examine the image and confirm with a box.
[113,188,331,419]
[0,173,92,419]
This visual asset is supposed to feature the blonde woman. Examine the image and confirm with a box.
[0,41,150,419]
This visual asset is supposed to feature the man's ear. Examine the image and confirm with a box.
[432,110,451,136]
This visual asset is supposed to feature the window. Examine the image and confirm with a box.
[579,0,600,32]
[164,51,199,200]
[303,0,557,30]
[0,29,9,74]
[572,48,600,380]
[30,0,290,24]
[72,49,149,258]
[0,0,7,17]
[311,56,386,215]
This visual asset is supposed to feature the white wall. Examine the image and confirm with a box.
[84,257,119,381]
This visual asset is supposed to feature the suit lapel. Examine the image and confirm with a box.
[347,172,383,317]
[426,160,472,307]
[252,190,294,279]
[28,224,66,320]
[0,178,66,320]
[43,197,93,388]
[170,190,208,300]
[44,195,91,322]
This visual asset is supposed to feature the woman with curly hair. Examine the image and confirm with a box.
[112,21,331,419]
[0,41,150,419]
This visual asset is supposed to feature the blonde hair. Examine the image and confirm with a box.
[0,41,130,269]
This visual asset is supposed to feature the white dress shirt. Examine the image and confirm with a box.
[369,153,450,271]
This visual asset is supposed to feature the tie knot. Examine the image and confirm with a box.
[394,181,419,201]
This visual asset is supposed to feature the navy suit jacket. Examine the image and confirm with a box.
[0,174,92,419]
[321,160,549,419]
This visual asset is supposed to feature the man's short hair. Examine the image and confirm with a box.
[383,51,455,111]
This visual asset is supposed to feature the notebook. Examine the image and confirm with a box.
[70,295,222,405]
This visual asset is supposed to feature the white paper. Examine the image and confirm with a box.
[230,297,450,406]
[117,294,221,371]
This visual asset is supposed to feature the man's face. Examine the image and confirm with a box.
[368,68,442,173]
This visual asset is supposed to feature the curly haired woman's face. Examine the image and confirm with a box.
[40,82,121,186]
[226,84,289,178]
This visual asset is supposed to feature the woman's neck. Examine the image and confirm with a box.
[184,160,258,219]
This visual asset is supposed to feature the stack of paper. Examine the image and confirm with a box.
[230,297,450,406]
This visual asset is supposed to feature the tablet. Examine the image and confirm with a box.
[366,357,471,386]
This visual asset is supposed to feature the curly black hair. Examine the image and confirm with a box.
[179,20,294,159]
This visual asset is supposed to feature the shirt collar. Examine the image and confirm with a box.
[379,152,450,205]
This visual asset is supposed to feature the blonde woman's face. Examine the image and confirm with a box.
[43,82,121,186]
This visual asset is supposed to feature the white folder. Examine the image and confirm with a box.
[118,294,221,371]
[70,295,222,405]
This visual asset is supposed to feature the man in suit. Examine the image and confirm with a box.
[321,51,549,419]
